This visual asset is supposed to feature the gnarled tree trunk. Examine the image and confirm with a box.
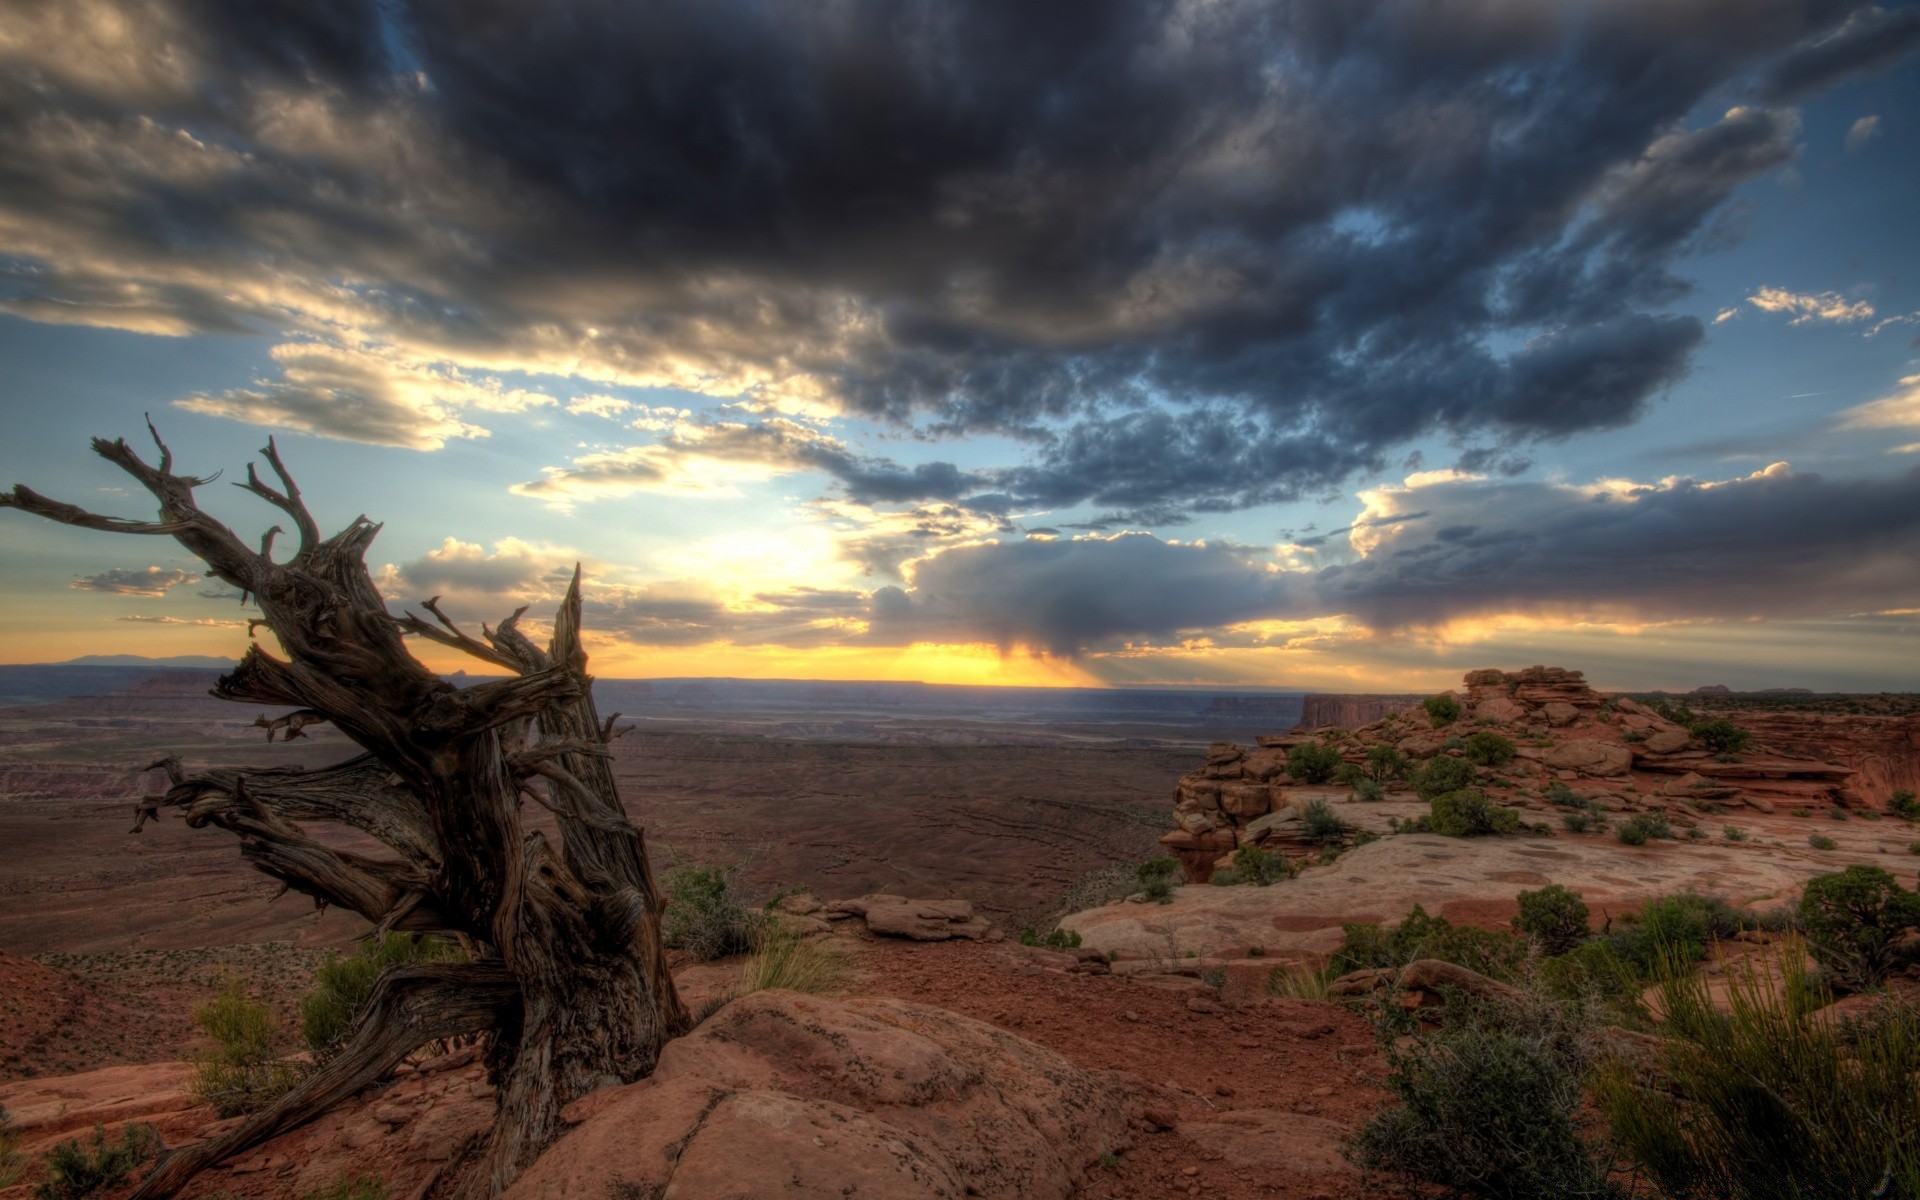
[1,425,688,1198]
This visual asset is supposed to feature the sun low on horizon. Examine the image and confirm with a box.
[1,2,1917,694]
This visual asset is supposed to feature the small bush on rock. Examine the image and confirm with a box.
[1348,996,1616,1199]
[1409,755,1477,800]
[1607,892,1747,975]
[302,933,464,1060]
[1351,777,1384,802]
[192,978,300,1118]
[34,1124,162,1200]
[1798,866,1920,991]
[1513,885,1591,956]
[1890,789,1920,821]
[1332,905,1526,980]
[664,865,762,960]
[1299,798,1351,843]
[1808,833,1837,851]
[1423,693,1462,727]
[1017,925,1082,949]
[1286,742,1343,784]
[1366,744,1410,783]
[1615,813,1673,846]
[1137,857,1178,903]
[1562,810,1606,834]
[1462,731,1517,767]
[1430,789,1520,837]
[739,922,849,996]
[1689,719,1750,754]
[1232,843,1296,885]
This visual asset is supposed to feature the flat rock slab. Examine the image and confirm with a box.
[1061,824,1906,962]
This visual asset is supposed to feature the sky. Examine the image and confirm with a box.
[0,0,1917,693]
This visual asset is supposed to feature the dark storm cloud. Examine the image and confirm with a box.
[1758,4,1920,98]
[882,533,1289,656]
[872,465,1920,653]
[1316,464,1920,629]
[1,0,1910,515]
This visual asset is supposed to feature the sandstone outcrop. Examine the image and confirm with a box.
[824,894,995,941]
[1158,665,1865,882]
[504,990,1132,1200]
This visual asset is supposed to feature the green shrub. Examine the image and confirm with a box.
[1890,789,1920,821]
[663,865,762,960]
[1513,885,1591,956]
[1688,719,1751,754]
[1267,962,1335,1000]
[1299,797,1350,843]
[1332,904,1525,980]
[1607,892,1747,975]
[1017,925,1082,949]
[1562,810,1605,834]
[1545,782,1581,807]
[192,978,300,1118]
[0,1105,22,1189]
[1798,866,1920,991]
[301,933,464,1060]
[1348,997,1616,1199]
[1231,843,1295,886]
[1351,777,1384,802]
[34,1124,162,1200]
[1137,857,1178,903]
[1365,744,1409,783]
[1429,789,1520,837]
[1409,755,1477,800]
[1462,731,1517,767]
[1830,806,1849,820]
[1285,742,1343,784]
[1423,693,1462,727]
[1597,944,1920,1200]
[1723,825,1748,842]
[1615,812,1673,846]
[738,922,849,996]
[1808,833,1837,851]
[1537,940,1643,1015]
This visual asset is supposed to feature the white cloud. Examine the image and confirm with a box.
[1839,373,1920,436]
[566,394,632,419]
[1845,115,1881,152]
[175,342,555,449]
[1745,285,1874,325]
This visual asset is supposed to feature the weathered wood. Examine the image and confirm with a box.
[1,431,686,1198]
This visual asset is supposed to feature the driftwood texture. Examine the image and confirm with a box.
[1,424,689,1198]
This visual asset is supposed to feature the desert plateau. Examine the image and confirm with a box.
[4,652,1920,1199]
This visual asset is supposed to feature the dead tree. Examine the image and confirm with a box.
[0,425,688,1198]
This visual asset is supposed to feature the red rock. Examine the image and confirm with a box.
[505,990,1132,1200]
[1543,739,1633,777]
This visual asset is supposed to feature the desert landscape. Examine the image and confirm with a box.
[4,4,1920,1198]
[4,652,1919,1199]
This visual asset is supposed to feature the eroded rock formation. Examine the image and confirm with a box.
[1159,665,1864,882]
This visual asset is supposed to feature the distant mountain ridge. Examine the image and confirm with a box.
[55,654,238,669]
